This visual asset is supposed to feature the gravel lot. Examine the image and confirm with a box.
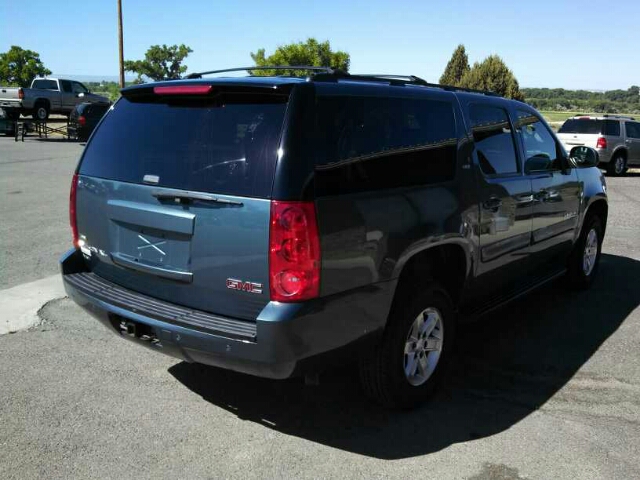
[1,136,639,479]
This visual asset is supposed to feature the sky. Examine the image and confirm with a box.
[2,0,639,90]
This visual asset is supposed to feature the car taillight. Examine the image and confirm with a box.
[18,88,24,100]
[69,174,79,248]
[269,201,320,302]
[596,137,607,149]
[78,115,86,126]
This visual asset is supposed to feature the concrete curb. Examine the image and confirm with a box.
[0,275,66,335]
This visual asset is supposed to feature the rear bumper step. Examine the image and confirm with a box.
[64,271,256,341]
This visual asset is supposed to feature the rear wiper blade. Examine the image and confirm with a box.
[151,189,243,206]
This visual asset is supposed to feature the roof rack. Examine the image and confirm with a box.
[603,114,635,120]
[184,66,500,96]
[312,71,499,96]
[185,66,335,79]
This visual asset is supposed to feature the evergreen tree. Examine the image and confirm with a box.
[439,45,469,86]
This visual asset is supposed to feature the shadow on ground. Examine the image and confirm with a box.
[170,254,640,459]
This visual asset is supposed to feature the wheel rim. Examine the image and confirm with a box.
[614,157,624,174]
[403,307,444,386]
[582,228,598,276]
[37,107,47,120]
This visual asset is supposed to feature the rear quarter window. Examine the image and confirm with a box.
[604,120,620,136]
[78,92,288,198]
[314,95,457,195]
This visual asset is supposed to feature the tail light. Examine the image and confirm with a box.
[153,85,213,95]
[596,137,607,149]
[78,115,86,126]
[18,88,24,100]
[269,201,320,302]
[69,174,79,248]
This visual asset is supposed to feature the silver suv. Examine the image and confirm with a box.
[557,115,640,176]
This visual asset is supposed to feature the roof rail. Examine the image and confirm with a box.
[185,66,335,79]
[184,66,500,96]
[312,71,500,96]
[603,114,635,120]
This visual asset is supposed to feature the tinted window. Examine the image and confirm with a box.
[72,82,88,94]
[558,119,603,134]
[60,81,72,93]
[626,122,640,139]
[516,111,562,172]
[87,104,110,118]
[79,93,288,198]
[32,79,58,90]
[604,120,620,136]
[314,96,457,194]
[469,105,519,175]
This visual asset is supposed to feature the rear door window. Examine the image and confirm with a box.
[558,119,603,134]
[314,95,457,194]
[78,92,288,198]
[625,122,640,139]
[469,104,519,175]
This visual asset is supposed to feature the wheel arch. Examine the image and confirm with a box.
[390,240,471,314]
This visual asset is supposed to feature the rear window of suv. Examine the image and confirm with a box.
[558,119,603,134]
[78,92,288,198]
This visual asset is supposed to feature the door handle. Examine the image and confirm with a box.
[626,139,632,143]
[482,197,502,211]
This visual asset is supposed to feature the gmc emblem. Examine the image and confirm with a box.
[226,278,263,294]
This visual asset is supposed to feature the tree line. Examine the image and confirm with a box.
[2,42,638,114]
[522,86,640,114]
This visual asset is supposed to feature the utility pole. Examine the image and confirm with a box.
[117,0,124,88]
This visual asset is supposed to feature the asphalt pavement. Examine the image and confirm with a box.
[1,136,639,479]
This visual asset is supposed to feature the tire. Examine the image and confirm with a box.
[567,215,603,290]
[32,102,49,121]
[606,154,627,176]
[359,283,455,409]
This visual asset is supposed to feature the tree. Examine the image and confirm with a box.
[460,55,524,100]
[124,44,193,82]
[250,38,350,76]
[0,46,52,87]
[439,45,469,86]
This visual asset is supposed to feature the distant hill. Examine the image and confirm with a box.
[523,86,640,114]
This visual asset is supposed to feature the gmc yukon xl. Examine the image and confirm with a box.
[60,68,608,409]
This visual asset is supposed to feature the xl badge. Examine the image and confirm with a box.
[226,278,263,294]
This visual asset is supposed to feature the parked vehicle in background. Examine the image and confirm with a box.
[557,115,640,176]
[68,102,111,141]
[61,68,608,409]
[0,108,16,136]
[0,78,110,121]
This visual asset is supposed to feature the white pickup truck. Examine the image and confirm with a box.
[0,78,110,121]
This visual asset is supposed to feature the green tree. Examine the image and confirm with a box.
[439,44,469,86]
[460,55,524,100]
[0,46,52,87]
[250,38,350,76]
[124,44,193,82]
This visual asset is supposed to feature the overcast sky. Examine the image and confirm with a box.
[2,0,639,90]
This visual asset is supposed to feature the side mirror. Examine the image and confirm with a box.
[570,146,599,168]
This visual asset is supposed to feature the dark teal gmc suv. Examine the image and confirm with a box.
[60,67,608,409]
